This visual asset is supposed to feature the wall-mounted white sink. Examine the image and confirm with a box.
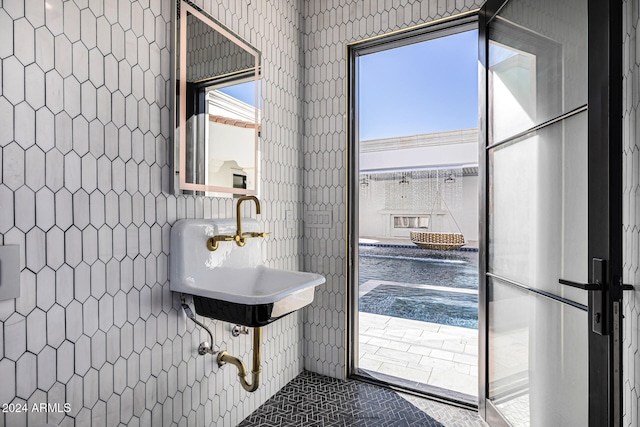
[169,219,325,326]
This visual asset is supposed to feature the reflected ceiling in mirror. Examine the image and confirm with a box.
[174,1,261,196]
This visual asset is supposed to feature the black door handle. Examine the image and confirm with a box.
[558,279,633,291]
[558,279,601,291]
[558,258,633,336]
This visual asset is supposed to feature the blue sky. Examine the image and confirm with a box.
[358,30,478,141]
[218,81,258,107]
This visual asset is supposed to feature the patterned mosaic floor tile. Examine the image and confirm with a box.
[239,371,486,427]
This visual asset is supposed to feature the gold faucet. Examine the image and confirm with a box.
[206,196,269,251]
[235,196,260,246]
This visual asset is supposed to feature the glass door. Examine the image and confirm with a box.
[479,0,624,426]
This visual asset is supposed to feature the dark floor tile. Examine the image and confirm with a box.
[239,371,456,427]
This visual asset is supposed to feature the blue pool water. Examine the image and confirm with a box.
[358,245,479,329]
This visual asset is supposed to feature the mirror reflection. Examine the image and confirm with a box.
[175,1,261,196]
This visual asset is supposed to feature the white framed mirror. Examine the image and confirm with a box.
[173,0,261,196]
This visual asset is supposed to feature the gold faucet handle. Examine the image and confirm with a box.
[241,231,270,239]
[207,235,235,251]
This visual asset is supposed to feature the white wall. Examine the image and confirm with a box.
[359,175,478,245]
[460,175,479,244]
[622,1,640,424]
[0,1,306,426]
[207,122,255,189]
[360,142,478,172]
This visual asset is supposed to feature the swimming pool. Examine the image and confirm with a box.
[358,245,479,329]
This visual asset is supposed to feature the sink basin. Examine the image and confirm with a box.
[169,219,325,326]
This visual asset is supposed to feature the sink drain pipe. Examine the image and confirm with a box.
[217,327,262,392]
[180,295,262,392]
